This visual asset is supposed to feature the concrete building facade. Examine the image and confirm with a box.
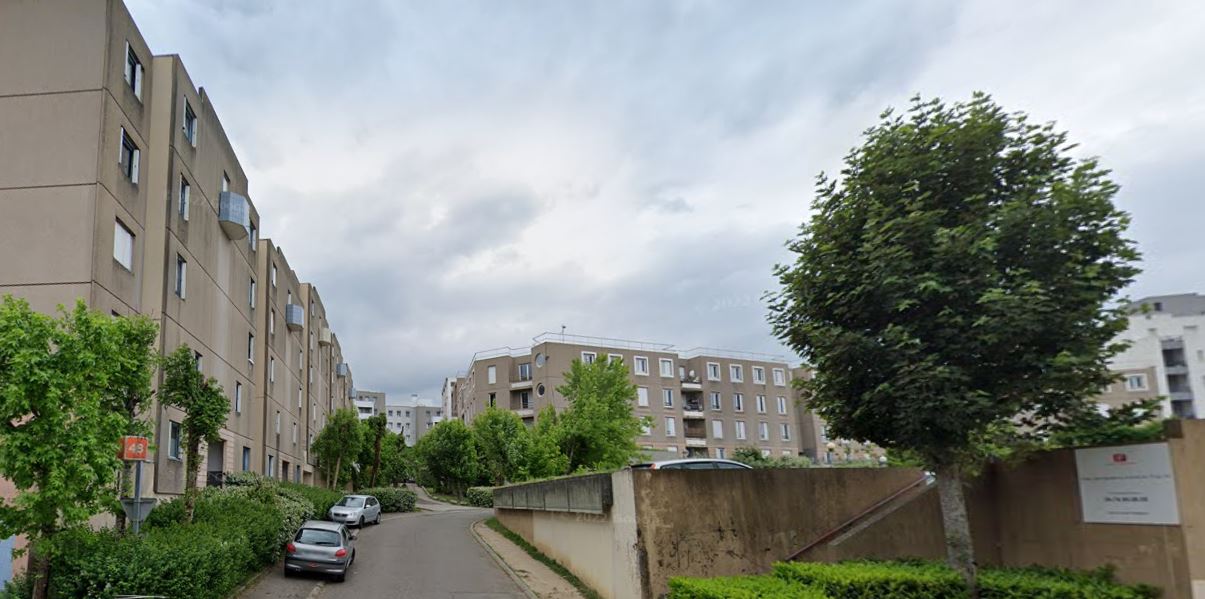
[453,333,802,459]
[0,0,356,493]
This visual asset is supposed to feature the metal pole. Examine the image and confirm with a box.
[132,459,143,534]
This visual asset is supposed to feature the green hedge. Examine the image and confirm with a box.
[669,575,827,598]
[282,481,344,518]
[466,486,494,507]
[359,486,417,512]
[772,561,1158,599]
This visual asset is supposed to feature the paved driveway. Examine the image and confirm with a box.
[241,506,525,599]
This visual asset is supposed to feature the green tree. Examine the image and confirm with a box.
[527,406,569,478]
[0,298,156,599]
[377,432,412,486]
[1048,398,1164,447]
[556,356,648,472]
[313,408,364,490]
[731,446,768,466]
[414,420,478,497]
[365,414,387,487]
[767,94,1139,594]
[159,345,229,523]
[101,314,159,533]
[472,408,532,485]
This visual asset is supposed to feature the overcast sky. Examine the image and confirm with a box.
[127,0,1205,399]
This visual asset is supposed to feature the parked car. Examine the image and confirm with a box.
[328,494,381,527]
[284,520,356,582]
[629,458,753,470]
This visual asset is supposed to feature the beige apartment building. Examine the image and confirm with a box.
[452,334,803,459]
[0,0,354,494]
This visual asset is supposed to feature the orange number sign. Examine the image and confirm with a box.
[121,436,149,461]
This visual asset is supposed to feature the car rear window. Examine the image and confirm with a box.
[336,496,365,507]
[295,528,341,546]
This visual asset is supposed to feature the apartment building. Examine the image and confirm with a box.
[354,390,387,420]
[384,395,444,446]
[0,0,354,493]
[1099,294,1205,419]
[453,334,801,459]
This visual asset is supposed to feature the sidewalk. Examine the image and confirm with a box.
[472,520,586,599]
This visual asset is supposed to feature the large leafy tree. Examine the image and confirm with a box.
[414,420,479,497]
[767,94,1138,594]
[376,431,412,486]
[102,314,159,532]
[0,298,157,599]
[556,356,648,472]
[313,407,364,490]
[527,405,569,478]
[472,407,533,485]
[365,414,388,487]
[159,345,229,522]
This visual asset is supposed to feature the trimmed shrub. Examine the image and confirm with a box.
[669,575,827,598]
[466,486,494,507]
[282,481,343,517]
[359,486,417,512]
[772,561,1158,599]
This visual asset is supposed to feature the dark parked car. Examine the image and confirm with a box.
[284,520,356,582]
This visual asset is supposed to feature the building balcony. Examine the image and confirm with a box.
[683,406,705,419]
[285,303,304,332]
[511,379,533,390]
[336,362,350,378]
[516,409,535,419]
[218,192,250,240]
[680,376,703,392]
[685,437,708,448]
[1170,390,1195,402]
[319,326,332,346]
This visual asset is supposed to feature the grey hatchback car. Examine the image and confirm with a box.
[284,520,356,581]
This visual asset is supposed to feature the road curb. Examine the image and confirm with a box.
[470,517,540,599]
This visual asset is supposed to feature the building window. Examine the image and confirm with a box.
[761,449,771,458]
[518,362,532,381]
[710,392,721,410]
[292,422,298,444]
[174,254,187,299]
[537,383,546,396]
[753,366,766,384]
[781,423,791,441]
[194,350,203,372]
[637,387,649,407]
[777,396,788,414]
[608,353,623,364]
[222,172,230,193]
[665,417,677,437]
[735,421,747,440]
[773,368,786,386]
[641,423,651,436]
[119,127,140,183]
[124,42,143,99]
[271,263,278,287]
[269,309,276,335]
[520,391,531,410]
[711,420,724,439]
[234,381,243,414]
[487,365,496,384]
[729,365,743,383]
[247,333,255,363]
[581,351,597,364]
[659,359,674,377]
[297,386,303,409]
[179,176,190,221]
[249,277,256,308]
[269,357,276,382]
[756,395,767,414]
[634,356,649,376]
[275,411,281,434]
[113,220,134,270]
[168,421,181,459]
[734,393,744,412]
[242,447,251,471]
[1125,374,1148,391]
[267,455,275,477]
[759,422,769,441]
[249,223,257,249]
[707,362,721,381]
[488,392,496,408]
[716,447,726,459]
[183,100,197,145]
[662,388,674,408]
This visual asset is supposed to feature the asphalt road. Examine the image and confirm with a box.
[242,504,526,599]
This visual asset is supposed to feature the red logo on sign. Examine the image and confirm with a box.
[1112,453,1127,463]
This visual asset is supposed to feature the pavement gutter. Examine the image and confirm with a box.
[470,517,540,599]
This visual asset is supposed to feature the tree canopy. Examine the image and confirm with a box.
[767,94,1139,592]
[472,407,532,485]
[312,408,364,490]
[415,420,479,497]
[159,344,229,521]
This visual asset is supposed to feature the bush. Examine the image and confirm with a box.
[772,561,1158,599]
[359,486,417,512]
[282,481,344,517]
[466,486,494,507]
[669,575,827,598]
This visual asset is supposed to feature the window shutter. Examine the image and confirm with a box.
[134,64,143,99]
[118,127,125,164]
[123,42,132,84]
[130,148,139,183]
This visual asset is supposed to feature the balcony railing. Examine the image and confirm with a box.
[206,471,225,488]
[336,362,350,377]
[218,192,250,240]
[319,326,332,346]
[285,303,304,332]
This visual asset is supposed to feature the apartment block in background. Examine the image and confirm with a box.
[453,333,802,459]
[1101,294,1205,418]
[0,0,356,493]
[354,390,386,420]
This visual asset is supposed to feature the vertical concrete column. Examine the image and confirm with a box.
[1168,420,1205,598]
[609,469,646,599]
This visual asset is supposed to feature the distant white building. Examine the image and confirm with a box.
[1106,294,1205,419]
[352,390,386,420]
[383,394,444,446]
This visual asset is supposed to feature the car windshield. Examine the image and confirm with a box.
[336,497,365,508]
[295,528,341,547]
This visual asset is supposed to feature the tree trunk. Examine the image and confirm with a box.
[370,433,383,487]
[184,439,201,522]
[332,454,343,490]
[935,463,978,597]
[29,542,50,599]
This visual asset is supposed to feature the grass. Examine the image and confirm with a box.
[485,517,603,599]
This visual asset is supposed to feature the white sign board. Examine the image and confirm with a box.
[1075,442,1180,525]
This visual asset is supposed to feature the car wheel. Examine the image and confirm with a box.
[283,567,292,578]
[334,572,346,583]
[358,516,365,528]
[374,512,381,525]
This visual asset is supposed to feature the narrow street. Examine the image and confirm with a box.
[242,493,525,599]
